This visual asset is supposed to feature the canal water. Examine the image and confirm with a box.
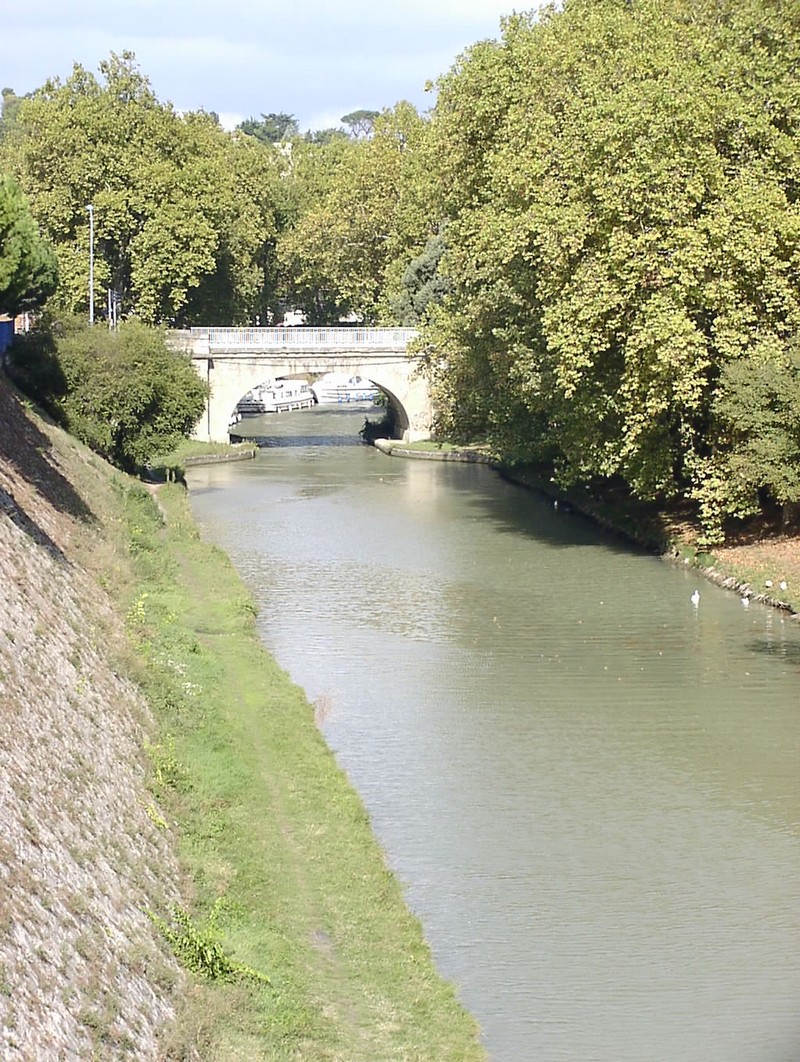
[186,406,800,1062]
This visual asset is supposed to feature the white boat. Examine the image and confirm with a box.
[264,379,315,412]
[311,372,380,405]
[236,379,315,415]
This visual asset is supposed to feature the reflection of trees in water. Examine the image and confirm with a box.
[747,636,800,667]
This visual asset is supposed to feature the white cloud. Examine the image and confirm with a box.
[303,110,347,133]
[217,112,245,131]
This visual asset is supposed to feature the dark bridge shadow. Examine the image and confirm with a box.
[246,434,365,448]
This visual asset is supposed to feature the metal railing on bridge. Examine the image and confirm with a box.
[189,326,418,352]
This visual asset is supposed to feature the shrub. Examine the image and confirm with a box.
[9,317,208,472]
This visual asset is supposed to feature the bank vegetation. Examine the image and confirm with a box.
[0,377,484,1059]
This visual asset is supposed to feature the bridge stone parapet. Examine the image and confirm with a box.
[176,327,431,444]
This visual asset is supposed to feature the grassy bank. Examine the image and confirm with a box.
[119,478,485,1059]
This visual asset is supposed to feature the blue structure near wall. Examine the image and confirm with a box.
[0,320,14,355]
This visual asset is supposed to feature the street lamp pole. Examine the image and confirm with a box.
[86,204,94,324]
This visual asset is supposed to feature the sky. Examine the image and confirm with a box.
[3,1,545,133]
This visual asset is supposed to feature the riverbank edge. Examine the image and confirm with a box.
[131,475,487,1058]
[148,440,258,477]
[182,448,257,466]
[372,438,799,618]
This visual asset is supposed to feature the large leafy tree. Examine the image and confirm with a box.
[0,173,58,316]
[277,102,433,323]
[424,0,800,537]
[0,54,284,325]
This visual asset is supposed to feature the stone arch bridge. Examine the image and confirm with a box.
[178,327,432,444]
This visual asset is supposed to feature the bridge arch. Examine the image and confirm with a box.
[179,328,432,444]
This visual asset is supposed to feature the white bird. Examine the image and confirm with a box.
[779,580,788,592]
[741,596,750,608]
[691,589,700,607]
[765,579,773,589]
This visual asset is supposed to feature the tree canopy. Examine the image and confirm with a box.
[238,112,299,144]
[277,102,433,324]
[421,0,800,539]
[0,54,285,326]
[0,173,58,316]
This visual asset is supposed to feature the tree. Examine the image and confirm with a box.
[390,233,451,325]
[0,88,23,142]
[277,103,433,323]
[0,173,58,316]
[341,110,380,140]
[238,112,299,144]
[422,0,800,536]
[304,127,349,146]
[0,53,285,326]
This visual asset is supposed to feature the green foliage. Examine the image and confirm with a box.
[238,112,298,144]
[0,173,58,315]
[0,88,24,142]
[8,317,208,472]
[422,0,800,536]
[390,232,452,325]
[697,347,800,535]
[4,313,67,408]
[304,127,349,146]
[0,53,285,325]
[277,102,433,323]
[150,902,271,984]
[145,733,191,792]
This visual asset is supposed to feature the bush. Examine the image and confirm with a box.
[9,317,208,472]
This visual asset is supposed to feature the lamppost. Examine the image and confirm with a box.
[86,203,94,324]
